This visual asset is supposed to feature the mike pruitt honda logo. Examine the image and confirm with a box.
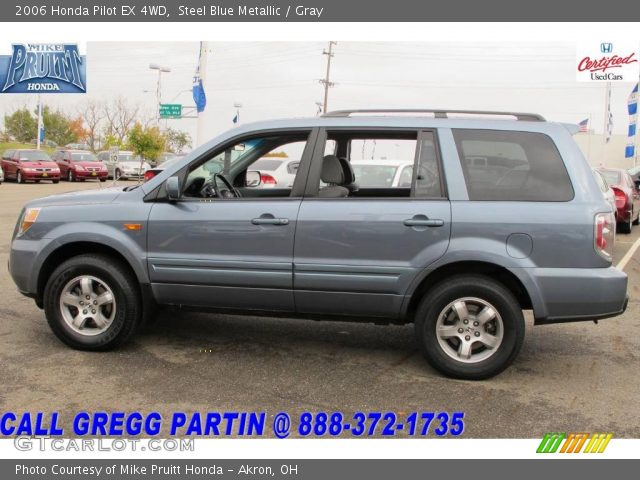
[576,40,639,82]
[0,43,86,93]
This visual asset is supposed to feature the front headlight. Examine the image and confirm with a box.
[17,208,40,237]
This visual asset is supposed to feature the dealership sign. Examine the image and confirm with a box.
[0,43,86,93]
[576,41,639,82]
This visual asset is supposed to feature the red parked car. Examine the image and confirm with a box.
[596,167,640,233]
[52,149,107,182]
[1,149,60,184]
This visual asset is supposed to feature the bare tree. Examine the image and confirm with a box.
[102,97,140,144]
[79,100,104,151]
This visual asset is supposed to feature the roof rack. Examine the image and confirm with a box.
[322,109,545,122]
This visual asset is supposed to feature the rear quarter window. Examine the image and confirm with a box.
[452,129,574,202]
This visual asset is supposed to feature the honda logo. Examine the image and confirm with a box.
[601,43,613,54]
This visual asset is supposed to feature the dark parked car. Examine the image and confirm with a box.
[51,149,108,182]
[1,149,60,183]
[596,167,640,233]
[9,109,628,380]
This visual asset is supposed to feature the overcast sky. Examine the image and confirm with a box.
[0,41,637,148]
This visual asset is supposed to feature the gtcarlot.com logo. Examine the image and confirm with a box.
[536,432,613,454]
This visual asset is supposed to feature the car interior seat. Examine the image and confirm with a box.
[318,155,350,198]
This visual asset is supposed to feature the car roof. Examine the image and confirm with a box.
[351,159,413,167]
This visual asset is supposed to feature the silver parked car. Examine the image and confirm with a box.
[9,109,628,380]
[97,150,150,180]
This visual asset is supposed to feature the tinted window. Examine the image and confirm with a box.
[252,159,283,171]
[414,133,443,198]
[71,153,98,162]
[453,129,573,201]
[599,169,621,187]
[16,151,51,161]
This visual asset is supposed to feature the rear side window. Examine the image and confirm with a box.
[452,129,574,201]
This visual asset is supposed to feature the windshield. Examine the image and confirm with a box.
[600,170,621,186]
[17,151,51,161]
[351,164,398,187]
[71,153,98,162]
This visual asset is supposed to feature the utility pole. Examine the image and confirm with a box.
[196,41,209,147]
[319,41,336,114]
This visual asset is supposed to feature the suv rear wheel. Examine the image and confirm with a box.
[414,274,525,380]
[43,254,142,350]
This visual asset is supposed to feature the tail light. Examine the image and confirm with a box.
[612,187,627,209]
[594,212,615,261]
[143,171,156,182]
[261,174,277,185]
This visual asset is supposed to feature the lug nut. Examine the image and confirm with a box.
[463,319,469,324]
[79,301,84,306]
[93,300,98,305]
[82,310,88,314]
[91,310,96,314]
[473,321,479,327]
[458,328,464,334]
[465,335,471,341]
[86,295,90,300]
[475,331,481,337]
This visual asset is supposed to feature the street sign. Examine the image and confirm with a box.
[109,146,119,163]
[159,104,182,119]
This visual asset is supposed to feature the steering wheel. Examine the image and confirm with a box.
[200,173,241,199]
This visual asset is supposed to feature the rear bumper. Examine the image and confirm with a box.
[526,266,628,325]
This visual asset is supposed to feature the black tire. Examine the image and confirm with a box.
[43,254,142,350]
[618,217,632,234]
[633,210,639,226]
[17,170,23,184]
[99,178,106,183]
[414,274,525,380]
[53,180,59,184]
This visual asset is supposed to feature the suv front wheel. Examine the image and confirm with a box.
[414,275,525,380]
[43,254,142,350]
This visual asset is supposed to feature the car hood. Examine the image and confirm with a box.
[25,186,123,208]
[73,162,104,168]
[119,161,149,168]
[19,161,58,168]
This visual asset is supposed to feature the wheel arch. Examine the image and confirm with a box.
[402,260,537,323]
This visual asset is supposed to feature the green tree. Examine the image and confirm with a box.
[42,106,77,146]
[165,128,192,153]
[126,123,166,163]
[4,107,37,143]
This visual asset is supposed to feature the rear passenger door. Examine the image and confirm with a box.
[293,129,451,319]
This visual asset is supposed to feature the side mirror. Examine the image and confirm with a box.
[165,176,181,201]
[245,170,262,187]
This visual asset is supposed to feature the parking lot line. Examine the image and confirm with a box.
[616,236,640,271]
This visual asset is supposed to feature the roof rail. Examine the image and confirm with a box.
[322,109,545,122]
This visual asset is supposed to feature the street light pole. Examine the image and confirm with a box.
[149,63,171,126]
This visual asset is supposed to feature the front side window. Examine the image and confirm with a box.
[182,132,311,198]
[453,129,574,202]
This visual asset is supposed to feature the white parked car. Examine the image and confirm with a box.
[350,160,414,188]
[97,150,151,180]
[249,157,300,188]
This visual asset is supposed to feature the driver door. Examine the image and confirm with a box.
[145,130,316,313]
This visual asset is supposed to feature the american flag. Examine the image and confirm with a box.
[578,118,589,133]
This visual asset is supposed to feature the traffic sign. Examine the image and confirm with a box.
[159,104,182,119]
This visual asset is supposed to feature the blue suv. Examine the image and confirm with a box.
[9,109,628,379]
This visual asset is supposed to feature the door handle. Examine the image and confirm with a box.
[403,217,445,227]
[251,216,289,226]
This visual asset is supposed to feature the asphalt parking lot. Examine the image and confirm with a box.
[1,180,639,438]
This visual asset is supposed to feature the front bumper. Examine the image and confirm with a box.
[22,172,60,181]
[75,171,108,179]
[528,266,628,325]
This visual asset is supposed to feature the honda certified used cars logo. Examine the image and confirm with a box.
[0,43,86,93]
[576,40,639,82]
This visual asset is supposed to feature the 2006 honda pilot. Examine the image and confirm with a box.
[9,109,628,379]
